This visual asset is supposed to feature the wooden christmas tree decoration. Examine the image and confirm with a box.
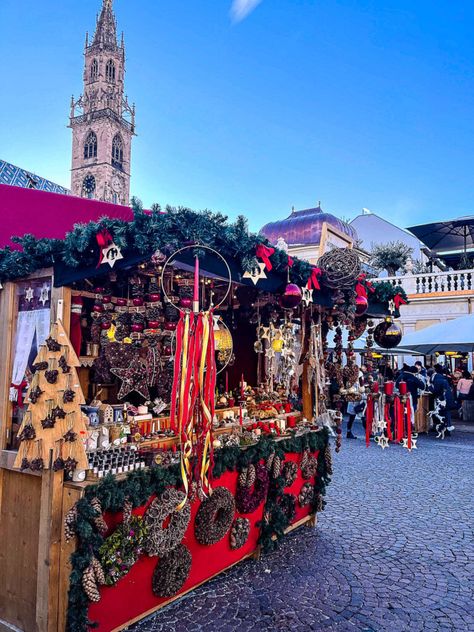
[14,320,89,472]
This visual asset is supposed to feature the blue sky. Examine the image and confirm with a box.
[2,0,474,231]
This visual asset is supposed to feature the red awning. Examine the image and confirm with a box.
[0,184,133,248]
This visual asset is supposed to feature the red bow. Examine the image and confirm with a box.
[355,282,367,299]
[96,229,113,267]
[356,273,375,296]
[287,255,294,268]
[394,294,407,309]
[256,244,275,271]
[10,380,28,407]
[307,267,321,290]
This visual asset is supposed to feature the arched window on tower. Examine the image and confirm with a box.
[83,131,97,159]
[90,59,98,82]
[106,59,116,82]
[112,134,124,169]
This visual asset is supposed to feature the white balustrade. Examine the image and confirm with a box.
[373,269,474,296]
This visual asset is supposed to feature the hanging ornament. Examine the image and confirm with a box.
[101,242,124,268]
[111,355,151,400]
[243,262,267,285]
[301,287,313,307]
[355,294,368,316]
[373,317,402,349]
[279,283,302,309]
[39,283,50,306]
[25,287,34,302]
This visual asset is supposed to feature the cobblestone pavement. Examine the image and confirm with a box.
[131,429,474,632]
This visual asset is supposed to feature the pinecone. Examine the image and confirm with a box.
[64,505,78,542]
[272,455,282,479]
[82,563,100,603]
[90,497,108,535]
[266,452,275,472]
[300,449,309,471]
[238,464,256,488]
[122,498,133,527]
[91,556,106,586]
[324,446,333,476]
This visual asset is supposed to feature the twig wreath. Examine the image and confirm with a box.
[236,463,269,514]
[144,489,191,557]
[230,517,251,550]
[152,543,192,598]
[194,487,235,545]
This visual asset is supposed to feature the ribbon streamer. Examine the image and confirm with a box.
[366,395,374,448]
[256,244,275,271]
[96,229,113,267]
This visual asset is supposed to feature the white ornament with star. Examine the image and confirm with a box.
[402,437,417,451]
[243,262,267,285]
[101,242,124,268]
[25,286,34,302]
[39,283,50,306]
[301,287,313,306]
[375,435,389,450]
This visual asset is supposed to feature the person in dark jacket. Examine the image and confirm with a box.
[430,364,456,434]
[396,365,425,411]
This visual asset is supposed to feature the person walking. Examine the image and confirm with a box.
[396,364,425,412]
[430,364,456,435]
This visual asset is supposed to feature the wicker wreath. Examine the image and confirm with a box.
[318,247,361,289]
[282,461,298,487]
[152,544,192,598]
[298,482,314,507]
[144,489,191,557]
[235,463,269,514]
[229,517,251,550]
[194,487,235,545]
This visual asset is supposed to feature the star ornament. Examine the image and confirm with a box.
[402,437,418,451]
[301,287,313,307]
[101,242,124,268]
[39,283,50,306]
[111,356,150,400]
[243,262,267,285]
[25,287,34,302]
[376,420,387,431]
[376,435,389,450]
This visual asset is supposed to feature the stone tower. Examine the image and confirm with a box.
[69,0,135,205]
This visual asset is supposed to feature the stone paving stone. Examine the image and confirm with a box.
[130,429,474,632]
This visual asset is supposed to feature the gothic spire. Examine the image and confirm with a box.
[92,0,117,50]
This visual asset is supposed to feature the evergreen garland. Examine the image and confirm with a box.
[66,429,330,632]
[0,198,313,286]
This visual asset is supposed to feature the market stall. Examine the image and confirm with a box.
[0,200,406,632]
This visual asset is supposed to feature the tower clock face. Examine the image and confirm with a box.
[82,174,96,195]
[111,175,122,193]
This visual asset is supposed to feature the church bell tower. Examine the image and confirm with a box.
[69,0,135,205]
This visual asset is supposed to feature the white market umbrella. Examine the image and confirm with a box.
[400,314,474,354]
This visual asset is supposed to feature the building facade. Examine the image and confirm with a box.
[69,0,135,205]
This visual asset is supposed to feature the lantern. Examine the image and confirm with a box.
[214,322,233,351]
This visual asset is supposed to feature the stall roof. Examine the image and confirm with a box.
[0,184,133,248]
[400,314,474,354]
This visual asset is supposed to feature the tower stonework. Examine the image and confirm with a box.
[69,0,135,205]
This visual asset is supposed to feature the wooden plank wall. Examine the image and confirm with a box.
[0,470,42,631]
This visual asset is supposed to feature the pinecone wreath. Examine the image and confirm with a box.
[301,455,318,480]
[298,482,314,507]
[230,518,251,550]
[64,504,78,542]
[282,461,298,487]
[82,557,106,603]
[91,497,108,535]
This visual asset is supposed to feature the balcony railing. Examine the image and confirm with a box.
[374,269,474,296]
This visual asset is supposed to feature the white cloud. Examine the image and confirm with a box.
[230,0,263,22]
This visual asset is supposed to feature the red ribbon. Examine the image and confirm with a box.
[355,282,367,299]
[11,380,28,407]
[384,402,392,441]
[256,244,275,271]
[394,396,404,442]
[394,294,407,309]
[287,255,294,268]
[96,229,113,267]
[307,267,321,290]
[406,397,412,449]
[366,395,374,448]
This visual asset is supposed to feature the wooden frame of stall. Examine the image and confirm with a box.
[0,268,317,632]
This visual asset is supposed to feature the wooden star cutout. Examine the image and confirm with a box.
[301,287,313,306]
[39,283,50,306]
[259,326,270,340]
[101,242,124,268]
[243,262,267,285]
[402,437,417,451]
[213,315,220,331]
[376,435,389,450]
[265,347,275,360]
[111,355,150,400]
[25,287,34,302]
[376,420,387,431]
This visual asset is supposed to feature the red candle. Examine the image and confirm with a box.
[384,381,394,395]
[398,381,407,395]
[284,402,292,414]
[287,415,296,428]
[239,405,243,426]
[372,382,379,394]
[241,374,244,398]
[193,255,199,313]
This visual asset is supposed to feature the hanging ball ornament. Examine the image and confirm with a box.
[279,283,302,309]
[355,294,368,316]
[373,317,402,349]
